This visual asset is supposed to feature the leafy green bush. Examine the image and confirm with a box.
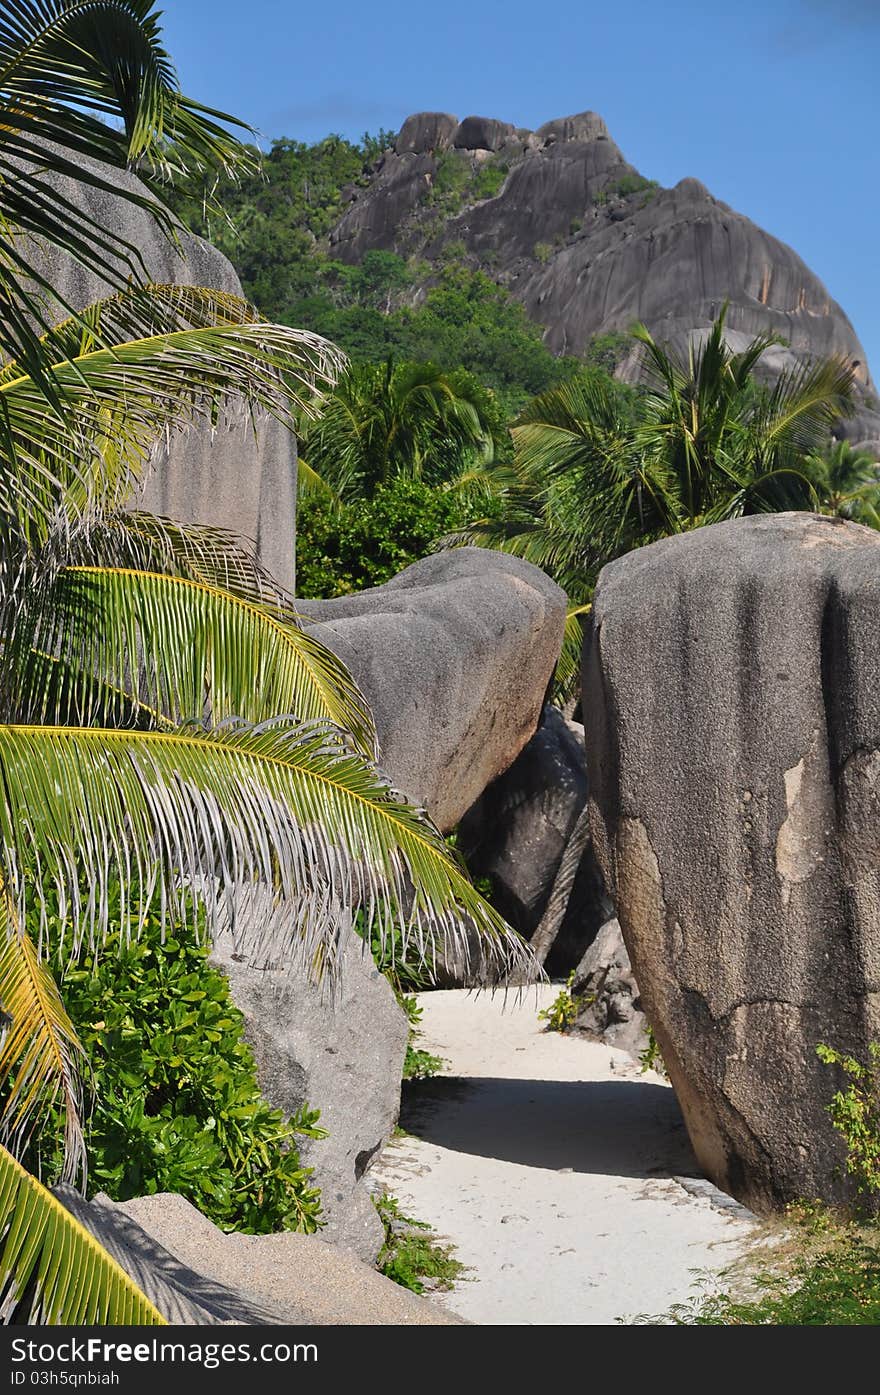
[538,971,589,1032]
[584,330,633,374]
[818,1042,880,1202]
[609,174,659,199]
[653,1227,880,1325]
[473,161,508,200]
[374,1193,465,1293]
[296,475,500,599]
[638,1026,667,1077]
[27,910,325,1235]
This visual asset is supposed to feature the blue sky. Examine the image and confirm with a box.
[161,0,879,375]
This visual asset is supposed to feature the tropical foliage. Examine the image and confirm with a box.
[0,1144,165,1324]
[455,312,864,605]
[297,475,498,598]
[297,358,505,499]
[24,901,326,1236]
[0,0,534,1326]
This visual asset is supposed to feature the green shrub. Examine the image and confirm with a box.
[652,1225,880,1325]
[638,1025,667,1077]
[374,1192,465,1293]
[533,241,552,264]
[538,971,589,1032]
[25,907,325,1235]
[818,1042,880,1201]
[296,476,502,600]
[473,161,508,201]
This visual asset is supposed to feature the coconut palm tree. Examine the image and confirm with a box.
[806,438,880,527]
[297,358,503,502]
[0,3,533,1324]
[457,311,858,604]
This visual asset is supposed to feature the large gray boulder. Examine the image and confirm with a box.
[453,116,517,152]
[27,152,298,592]
[396,112,459,155]
[458,704,608,976]
[298,549,567,832]
[211,926,408,1263]
[59,1190,461,1325]
[583,512,880,1212]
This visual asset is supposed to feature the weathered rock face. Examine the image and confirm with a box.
[28,153,298,592]
[395,111,459,155]
[330,109,875,421]
[571,917,648,1060]
[211,927,408,1263]
[59,1190,460,1324]
[583,512,880,1212]
[458,704,608,976]
[453,115,517,152]
[298,549,567,832]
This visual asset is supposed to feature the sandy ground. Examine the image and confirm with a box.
[372,986,757,1325]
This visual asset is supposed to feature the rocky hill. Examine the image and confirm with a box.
[330,110,879,445]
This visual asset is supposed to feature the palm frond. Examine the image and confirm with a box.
[296,456,345,507]
[552,603,592,706]
[68,511,297,615]
[0,310,344,550]
[12,565,376,754]
[0,1143,164,1324]
[0,720,536,985]
[0,1,259,401]
[0,283,269,386]
[0,899,85,1185]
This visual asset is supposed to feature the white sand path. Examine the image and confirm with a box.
[373,986,758,1325]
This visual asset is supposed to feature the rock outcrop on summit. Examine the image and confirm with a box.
[331,109,876,430]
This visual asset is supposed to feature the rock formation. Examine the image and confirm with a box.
[27,152,299,593]
[330,110,876,431]
[570,917,648,1060]
[583,512,880,1212]
[211,927,408,1263]
[59,1189,461,1324]
[458,704,608,976]
[298,549,567,832]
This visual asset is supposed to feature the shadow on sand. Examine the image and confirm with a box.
[400,1075,700,1181]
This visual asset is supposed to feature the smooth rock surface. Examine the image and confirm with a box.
[211,927,408,1263]
[583,512,880,1212]
[60,1190,461,1325]
[298,550,567,831]
[453,116,517,152]
[396,112,459,154]
[458,704,608,975]
[27,152,299,592]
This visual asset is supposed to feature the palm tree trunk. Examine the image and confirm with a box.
[529,802,592,967]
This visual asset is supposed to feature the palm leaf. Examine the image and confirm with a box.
[0,2,258,404]
[13,565,376,754]
[0,1143,164,1324]
[67,510,298,616]
[0,309,344,550]
[0,899,86,1185]
[0,721,535,985]
[552,602,592,706]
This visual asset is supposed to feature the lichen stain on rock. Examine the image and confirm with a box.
[774,730,835,907]
[615,817,668,988]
